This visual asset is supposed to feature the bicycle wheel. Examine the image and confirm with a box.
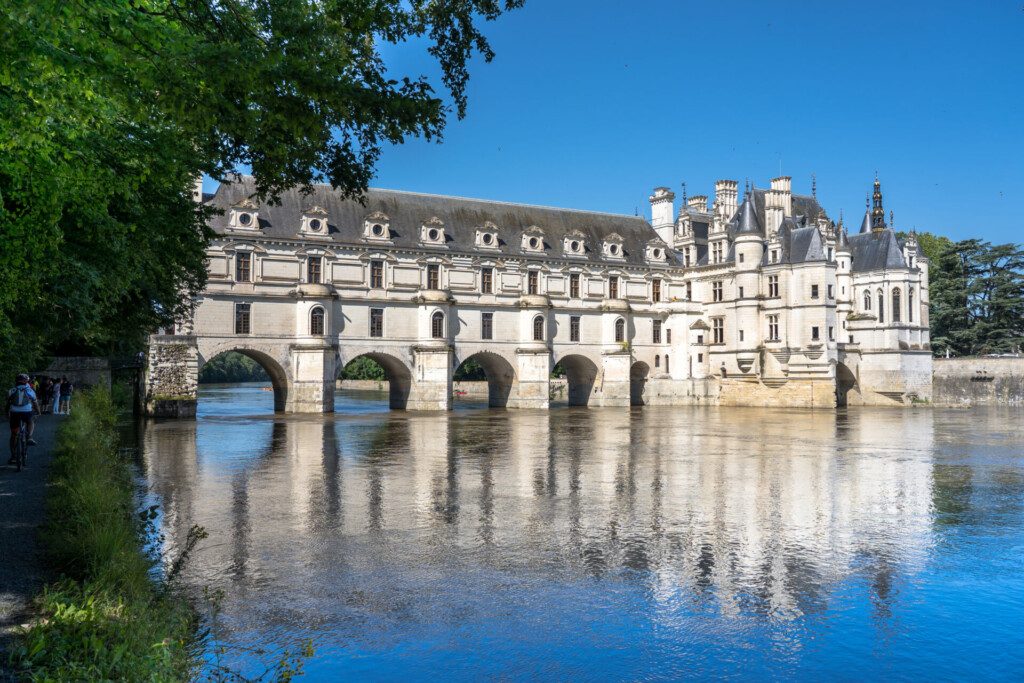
[15,434,24,472]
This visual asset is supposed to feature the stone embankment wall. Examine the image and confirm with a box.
[35,357,111,389]
[933,357,1024,406]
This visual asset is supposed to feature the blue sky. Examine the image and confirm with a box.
[215,1,1024,243]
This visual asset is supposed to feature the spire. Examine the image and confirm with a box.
[737,191,761,233]
[811,173,817,199]
[838,208,844,228]
[871,176,886,231]
[838,226,850,250]
[681,181,687,206]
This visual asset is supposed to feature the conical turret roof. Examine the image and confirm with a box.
[736,193,761,234]
[837,227,851,251]
[859,210,872,234]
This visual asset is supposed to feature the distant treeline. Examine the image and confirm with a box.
[198,352,269,384]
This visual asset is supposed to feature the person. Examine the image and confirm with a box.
[51,377,61,415]
[59,376,73,415]
[41,378,53,414]
[7,373,39,463]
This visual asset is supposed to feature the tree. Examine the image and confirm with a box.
[0,0,522,376]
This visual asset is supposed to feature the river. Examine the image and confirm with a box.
[138,384,1024,680]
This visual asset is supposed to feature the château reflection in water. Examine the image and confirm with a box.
[138,387,1024,680]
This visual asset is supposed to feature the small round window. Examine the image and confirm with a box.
[482,233,493,245]
[529,237,540,249]
[371,224,384,237]
[653,248,661,258]
[570,240,580,252]
[609,244,619,255]
[428,228,440,241]
[309,218,322,232]
[239,212,252,226]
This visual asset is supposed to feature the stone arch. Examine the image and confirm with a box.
[629,360,650,406]
[338,350,414,410]
[836,361,859,407]
[452,350,518,408]
[198,347,290,412]
[553,353,600,407]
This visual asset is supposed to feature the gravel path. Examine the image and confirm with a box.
[0,414,60,663]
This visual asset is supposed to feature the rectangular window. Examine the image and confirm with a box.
[307,256,322,284]
[697,334,704,345]
[771,249,779,263]
[739,330,745,342]
[235,253,251,282]
[684,249,691,267]
[739,253,745,263]
[768,314,779,342]
[827,284,834,299]
[712,317,724,344]
[768,275,779,298]
[738,286,744,299]
[811,284,819,299]
[697,353,703,363]
[369,308,384,338]
[570,315,581,342]
[568,273,579,298]
[609,276,619,299]
[370,260,384,288]
[652,279,662,302]
[481,312,493,340]
[481,267,493,294]
[527,270,539,295]
[234,303,251,334]
[427,264,440,290]
[667,329,672,344]
[712,242,723,264]
[829,326,835,341]
[712,281,723,302]
[653,320,662,344]
[686,282,692,301]
[812,326,820,341]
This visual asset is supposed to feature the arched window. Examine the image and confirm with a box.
[431,311,445,339]
[892,288,902,322]
[877,289,885,323]
[863,290,871,311]
[309,306,325,335]
[614,318,626,343]
[908,288,915,322]
[533,315,544,341]
[655,355,660,368]
[665,355,670,373]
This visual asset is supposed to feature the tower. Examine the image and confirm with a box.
[649,187,676,243]
[871,176,886,232]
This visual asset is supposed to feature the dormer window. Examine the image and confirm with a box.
[563,231,587,257]
[229,198,260,231]
[475,223,499,249]
[301,206,329,237]
[602,234,625,259]
[522,227,545,253]
[646,240,668,262]
[420,217,446,246]
[363,212,391,241]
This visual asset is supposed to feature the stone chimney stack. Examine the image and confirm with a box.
[714,180,738,219]
[769,176,792,215]
[688,195,708,213]
[648,186,676,243]
[191,175,205,205]
[765,190,785,236]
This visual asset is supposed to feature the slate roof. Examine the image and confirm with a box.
[207,177,677,267]
[750,189,828,235]
[847,229,906,272]
[760,218,826,266]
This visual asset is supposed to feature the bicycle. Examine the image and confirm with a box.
[12,419,28,472]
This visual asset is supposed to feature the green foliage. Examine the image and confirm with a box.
[0,0,522,378]
[8,388,197,680]
[453,357,486,381]
[199,351,270,384]
[341,356,386,380]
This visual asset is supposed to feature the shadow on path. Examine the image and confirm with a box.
[0,414,60,661]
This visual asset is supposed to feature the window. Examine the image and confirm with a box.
[431,311,445,339]
[864,290,872,311]
[234,303,251,334]
[767,314,779,342]
[697,353,703,363]
[739,330,745,342]
[427,264,440,289]
[892,288,902,322]
[712,281,723,302]
[770,249,779,263]
[829,326,835,341]
[369,308,384,337]
[738,286,745,299]
[712,318,724,344]
[667,329,672,344]
[307,256,322,284]
[569,273,580,298]
[827,247,834,262]
[828,284,834,299]
[614,318,626,343]
[370,260,384,288]
[811,284,819,299]
[533,315,545,341]
[235,253,251,282]
[481,267,493,294]
[878,290,885,323]
[655,355,660,368]
[609,276,619,299]
[528,270,539,295]
[665,355,670,373]
[653,320,662,344]
[811,326,820,341]
[309,306,325,335]
[652,279,662,302]
[849,334,854,344]
[768,275,779,298]
[481,312,493,340]
[712,242,723,264]
[697,334,704,345]
[739,253,745,263]
[908,288,915,322]
[684,249,691,267]
[570,315,581,342]
[686,282,692,301]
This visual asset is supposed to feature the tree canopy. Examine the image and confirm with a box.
[0,0,521,375]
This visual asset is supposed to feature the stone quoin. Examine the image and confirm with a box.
[144,175,932,415]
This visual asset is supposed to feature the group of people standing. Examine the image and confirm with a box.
[37,376,74,415]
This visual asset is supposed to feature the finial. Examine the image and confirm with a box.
[681,181,687,204]
[744,178,750,195]
[865,193,870,209]
[889,210,894,227]
[839,208,844,226]
[811,173,817,199]
[634,206,638,216]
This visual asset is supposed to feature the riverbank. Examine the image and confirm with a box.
[5,390,196,680]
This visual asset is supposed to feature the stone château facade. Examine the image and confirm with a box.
[144,174,932,414]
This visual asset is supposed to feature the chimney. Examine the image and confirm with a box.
[769,176,792,215]
[714,179,738,218]
[688,195,708,213]
[191,175,205,204]
[648,186,676,243]
[765,189,785,235]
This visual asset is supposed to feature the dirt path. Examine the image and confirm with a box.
[0,414,60,661]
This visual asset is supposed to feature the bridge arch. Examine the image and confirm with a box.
[630,360,650,406]
[553,353,600,407]
[452,350,518,408]
[836,361,859,407]
[198,346,290,412]
[338,349,414,410]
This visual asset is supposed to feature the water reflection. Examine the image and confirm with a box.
[139,387,1024,680]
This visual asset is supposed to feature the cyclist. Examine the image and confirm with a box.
[7,373,39,463]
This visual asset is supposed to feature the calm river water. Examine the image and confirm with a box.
[139,384,1024,681]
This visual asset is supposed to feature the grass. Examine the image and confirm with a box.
[7,388,198,681]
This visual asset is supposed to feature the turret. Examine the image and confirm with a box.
[649,186,675,243]
[734,191,764,271]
